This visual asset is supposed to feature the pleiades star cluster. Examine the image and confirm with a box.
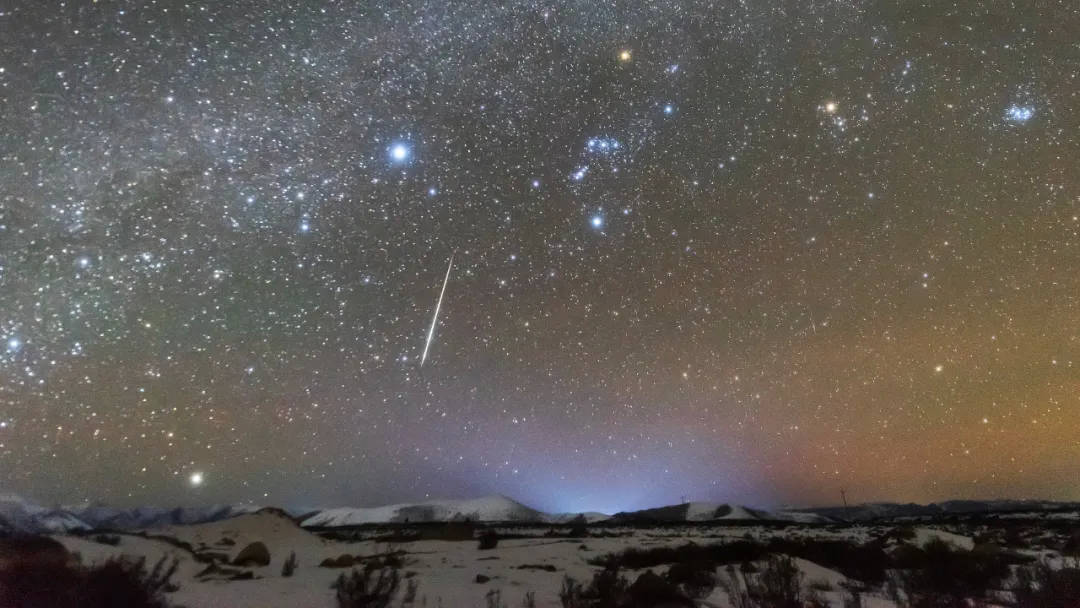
[1,1,1078,513]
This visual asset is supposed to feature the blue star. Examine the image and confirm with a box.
[389,143,410,162]
[428,187,438,196]
[572,167,588,181]
[663,104,674,115]
[1006,105,1034,123]
[591,215,603,228]
[299,221,311,232]
[6,338,21,352]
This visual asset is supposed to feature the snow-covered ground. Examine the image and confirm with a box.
[6,493,1077,607]
[40,511,974,608]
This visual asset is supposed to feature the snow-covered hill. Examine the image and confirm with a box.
[10,490,1075,535]
[546,511,611,524]
[794,499,1080,522]
[610,502,830,524]
[301,495,547,527]
[69,503,263,530]
[0,494,264,535]
[0,494,90,534]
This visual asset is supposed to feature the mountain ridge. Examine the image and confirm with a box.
[4,492,1080,534]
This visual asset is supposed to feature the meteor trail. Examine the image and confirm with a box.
[420,254,454,367]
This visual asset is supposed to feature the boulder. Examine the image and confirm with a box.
[319,554,355,568]
[232,541,271,567]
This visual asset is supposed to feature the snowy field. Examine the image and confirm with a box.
[25,509,1076,608]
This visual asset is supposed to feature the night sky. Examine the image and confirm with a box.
[2,1,1079,514]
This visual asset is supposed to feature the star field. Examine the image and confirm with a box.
[1,1,1079,513]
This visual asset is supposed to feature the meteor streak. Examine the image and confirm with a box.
[420,254,454,367]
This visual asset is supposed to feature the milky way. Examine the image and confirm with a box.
[1,1,1078,513]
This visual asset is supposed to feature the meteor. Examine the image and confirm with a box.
[420,254,454,367]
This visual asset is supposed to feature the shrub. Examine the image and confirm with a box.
[401,578,418,605]
[559,566,698,608]
[560,575,586,608]
[281,551,297,577]
[892,538,1010,607]
[0,552,179,608]
[625,570,693,607]
[321,554,356,568]
[749,555,802,608]
[1013,561,1080,608]
[666,559,717,598]
[893,526,917,541]
[478,530,499,550]
[332,567,400,608]
[559,567,629,608]
[569,523,590,538]
[363,552,404,573]
[764,538,889,585]
[591,541,766,570]
[1062,530,1080,556]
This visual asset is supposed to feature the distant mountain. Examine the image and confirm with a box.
[609,502,829,524]
[0,494,90,535]
[794,499,1080,522]
[547,511,612,524]
[301,495,548,527]
[7,491,1076,535]
[0,494,263,535]
[69,503,263,530]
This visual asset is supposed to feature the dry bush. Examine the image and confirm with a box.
[1013,560,1080,608]
[0,547,178,608]
[332,567,400,608]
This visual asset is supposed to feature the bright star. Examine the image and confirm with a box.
[1006,105,1034,122]
[824,102,838,113]
[299,221,311,232]
[572,167,588,181]
[531,180,540,189]
[618,50,631,62]
[591,215,603,228]
[390,143,410,162]
[428,187,438,196]
[934,364,944,373]
[6,338,20,351]
[664,104,674,115]
[189,471,204,487]
[77,256,90,268]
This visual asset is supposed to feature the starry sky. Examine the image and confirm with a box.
[2,1,1079,514]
